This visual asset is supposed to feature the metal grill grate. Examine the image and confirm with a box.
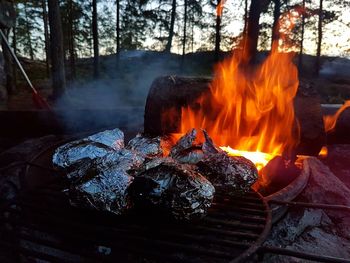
[0,143,272,263]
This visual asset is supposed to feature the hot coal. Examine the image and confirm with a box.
[126,133,163,158]
[53,128,124,169]
[197,152,258,195]
[129,158,215,220]
[68,149,144,215]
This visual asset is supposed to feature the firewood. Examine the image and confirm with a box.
[144,76,210,135]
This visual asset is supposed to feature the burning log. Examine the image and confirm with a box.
[129,158,215,221]
[53,128,124,169]
[68,149,144,215]
[144,76,326,156]
[144,76,211,135]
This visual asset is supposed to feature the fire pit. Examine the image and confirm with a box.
[1,131,349,263]
[0,138,272,262]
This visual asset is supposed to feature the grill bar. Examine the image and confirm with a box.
[1,188,270,263]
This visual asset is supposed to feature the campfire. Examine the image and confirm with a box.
[52,9,307,216]
[1,0,350,261]
[174,9,301,172]
[50,5,337,222]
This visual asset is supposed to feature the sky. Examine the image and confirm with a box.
[4,1,349,60]
[223,0,350,57]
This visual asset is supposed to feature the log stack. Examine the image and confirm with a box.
[144,76,326,156]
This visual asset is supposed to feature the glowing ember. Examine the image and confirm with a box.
[318,146,328,158]
[323,100,350,132]
[172,9,303,169]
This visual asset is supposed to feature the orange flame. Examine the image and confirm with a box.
[318,146,328,158]
[216,0,227,17]
[173,9,303,169]
[323,100,350,133]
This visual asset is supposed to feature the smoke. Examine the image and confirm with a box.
[320,58,350,80]
[53,51,185,134]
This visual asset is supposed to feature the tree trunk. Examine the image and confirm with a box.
[165,0,176,53]
[116,0,120,66]
[92,0,99,78]
[1,29,15,95]
[191,14,194,53]
[47,0,66,98]
[243,0,270,65]
[214,4,221,62]
[315,0,323,76]
[42,0,50,78]
[12,16,17,86]
[182,0,188,58]
[24,2,34,60]
[298,0,306,71]
[68,0,76,80]
[243,0,248,34]
[271,0,280,50]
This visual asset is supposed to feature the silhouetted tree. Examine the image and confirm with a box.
[165,0,176,52]
[48,0,66,98]
[92,0,99,78]
[315,0,323,76]
[41,0,50,77]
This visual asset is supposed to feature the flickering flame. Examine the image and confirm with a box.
[318,146,328,158]
[323,100,350,132]
[216,0,227,17]
[171,9,303,170]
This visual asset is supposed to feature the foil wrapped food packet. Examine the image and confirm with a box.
[53,128,124,170]
[169,129,220,164]
[197,152,258,195]
[68,149,144,215]
[129,158,215,221]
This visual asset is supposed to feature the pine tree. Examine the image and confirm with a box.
[48,0,66,98]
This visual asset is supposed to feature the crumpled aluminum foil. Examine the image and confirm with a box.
[170,129,220,164]
[197,152,258,195]
[126,133,163,158]
[53,128,124,169]
[130,158,215,220]
[68,149,144,215]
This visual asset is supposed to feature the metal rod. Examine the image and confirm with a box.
[0,28,38,94]
[260,246,350,263]
[269,200,350,212]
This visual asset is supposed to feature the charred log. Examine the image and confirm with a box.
[144,76,211,136]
